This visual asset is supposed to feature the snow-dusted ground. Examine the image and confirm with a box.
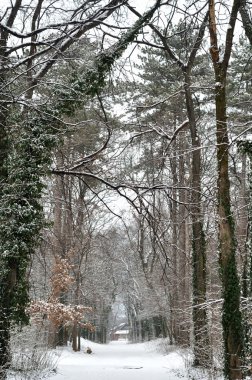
[47,339,186,380]
[45,338,224,380]
[7,337,226,380]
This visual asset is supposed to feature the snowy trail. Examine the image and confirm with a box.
[48,340,186,380]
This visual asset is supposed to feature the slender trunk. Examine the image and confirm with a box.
[77,328,81,351]
[238,155,248,264]
[178,134,190,346]
[72,323,78,351]
[239,151,251,367]
[239,155,249,298]
[51,158,64,347]
[183,69,210,366]
[73,272,81,351]
[169,136,180,343]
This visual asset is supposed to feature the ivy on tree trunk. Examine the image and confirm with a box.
[0,2,163,375]
[209,0,245,378]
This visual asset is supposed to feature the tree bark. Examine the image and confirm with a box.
[183,69,210,366]
[0,6,20,373]
[178,134,190,346]
[72,323,78,351]
[209,1,244,378]
[215,69,243,380]
[240,0,252,46]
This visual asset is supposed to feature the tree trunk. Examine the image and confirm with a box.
[169,134,180,344]
[178,134,190,346]
[72,323,78,351]
[209,1,244,377]
[183,69,210,366]
[215,69,244,380]
[240,0,252,46]
[0,306,11,379]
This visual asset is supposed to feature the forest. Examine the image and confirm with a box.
[1,0,252,379]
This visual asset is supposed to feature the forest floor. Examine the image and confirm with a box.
[45,338,223,380]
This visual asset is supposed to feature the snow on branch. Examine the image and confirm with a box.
[130,119,189,143]
[83,0,162,96]
[33,0,128,82]
[136,89,184,111]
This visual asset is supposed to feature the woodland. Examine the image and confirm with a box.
[1,0,252,379]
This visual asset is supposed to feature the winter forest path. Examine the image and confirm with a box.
[48,340,186,380]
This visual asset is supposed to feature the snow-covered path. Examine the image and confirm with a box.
[48,340,186,380]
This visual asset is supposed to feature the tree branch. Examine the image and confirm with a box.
[223,0,241,68]
[34,0,128,82]
[240,0,252,46]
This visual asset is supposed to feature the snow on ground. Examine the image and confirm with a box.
[7,338,226,380]
[45,338,218,380]
[47,339,187,380]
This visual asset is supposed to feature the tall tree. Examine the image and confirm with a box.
[209,0,244,378]
[127,5,211,366]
